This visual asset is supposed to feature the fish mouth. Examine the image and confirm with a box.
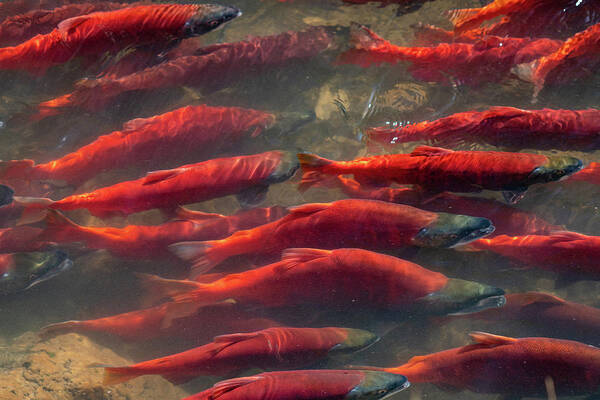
[451,223,496,247]
[447,295,507,316]
[379,381,411,400]
[23,255,72,291]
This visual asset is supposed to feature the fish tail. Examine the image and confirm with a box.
[169,240,226,278]
[103,366,142,385]
[32,93,74,122]
[296,153,337,192]
[38,320,83,339]
[446,8,481,32]
[337,22,391,67]
[135,273,202,307]
[42,209,80,236]
[12,194,54,225]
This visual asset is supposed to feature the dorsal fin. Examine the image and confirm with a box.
[142,168,187,185]
[58,14,92,36]
[210,375,263,399]
[548,230,588,242]
[410,146,454,157]
[287,202,331,215]
[445,8,480,28]
[469,331,517,346]
[122,116,157,132]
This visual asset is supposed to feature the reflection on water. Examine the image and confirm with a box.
[0,0,599,399]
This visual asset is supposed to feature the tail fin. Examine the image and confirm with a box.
[31,93,75,122]
[337,23,391,67]
[43,209,81,235]
[103,366,142,386]
[511,60,542,102]
[136,273,202,307]
[296,153,335,192]
[446,8,481,32]
[169,240,225,278]
[38,320,83,339]
[12,194,53,225]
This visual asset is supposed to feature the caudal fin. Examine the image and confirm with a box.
[42,209,81,237]
[169,240,225,278]
[136,273,202,307]
[12,195,53,225]
[38,320,83,339]
[296,153,335,192]
[103,366,142,385]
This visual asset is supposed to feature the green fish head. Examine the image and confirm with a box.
[415,278,506,316]
[412,213,495,248]
[183,4,241,37]
[328,329,380,355]
[526,155,583,185]
[346,370,410,400]
[0,250,72,295]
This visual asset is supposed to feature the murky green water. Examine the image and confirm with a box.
[0,0,599,399]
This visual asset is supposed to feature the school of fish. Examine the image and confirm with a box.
[0,0,599,399]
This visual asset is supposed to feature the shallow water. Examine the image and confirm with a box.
[0,0,599,399]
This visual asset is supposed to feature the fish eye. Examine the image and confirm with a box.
[377,389,387,394]
[210,20,219,26]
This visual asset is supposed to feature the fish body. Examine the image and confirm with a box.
[467,232,600,278]
[459,292,600,346]
[9,105,275,186]
[381,332,600,397]
[569,162,600,185]
[102,327,379,385]
[40,299,281,343]
[338,23,562,86]
[183,370,409,400]
[156,247,504,317]
[332,176,559,237]
[448,0,600,37]
[0,225,50,253]
[515,23,600,97]
[35,26,334,116]
[0,250,72,295]
[298,146,582,200]
[0,2,130,46]
[169,199,494,274]
[14,150,299,218]
[0,3,240,73]
[40,206,288,259]
[367,107,600,151]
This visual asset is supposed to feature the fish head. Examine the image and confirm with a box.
[183,4,241,37]
[412,213,495,248]
[0,250,72,295]
[329,328,380,355]
[0,184,14,207]
[415,278,506,316]
[346,370,410,400]
[526,155,583,185]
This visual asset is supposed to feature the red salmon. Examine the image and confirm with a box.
[366,107,600,151]
[169,199,494,275]
[182,370,409,400]
[40,206,288,260]
[151,247,504,318]
[34,26,334,118]
[101,327,378,385]
[338,23,562,86]
[370,332,600,397]
[0,3,240,74]
[7,104,275,186]
[298,146,583,203]
[569,162,600,185]
[12,150,298,219]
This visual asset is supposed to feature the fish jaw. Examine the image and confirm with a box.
[0,250,72,295]
[412,213,495,248]
[182,4,242,37]
[329,329,380,355]
[415,278,506,316]
[346,370,410,400]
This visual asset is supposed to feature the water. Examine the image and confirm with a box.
[0,0,599,399]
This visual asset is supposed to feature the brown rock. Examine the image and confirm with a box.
[0,332,189,400]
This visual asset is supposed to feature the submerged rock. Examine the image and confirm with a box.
[0,332,189,400]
